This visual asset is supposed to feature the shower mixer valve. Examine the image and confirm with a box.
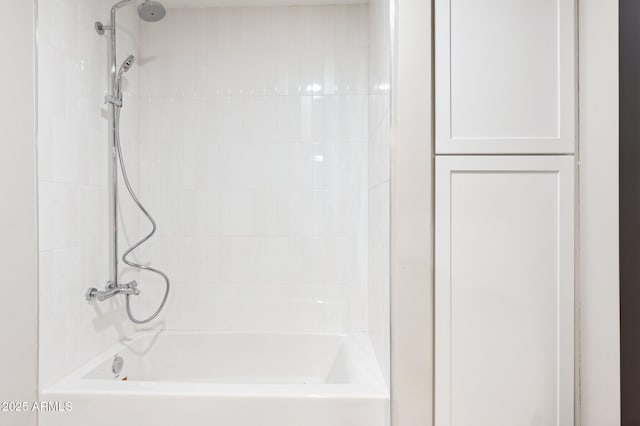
[86,281,140,302]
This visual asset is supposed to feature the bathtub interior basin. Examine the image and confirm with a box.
[81,331,384,386]
[43,331,387,395]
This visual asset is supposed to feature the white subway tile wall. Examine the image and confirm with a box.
[37,1,390,389]
[37,0,139,388]
[135,5,370,332]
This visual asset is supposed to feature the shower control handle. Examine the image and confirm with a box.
[86,280,140,302]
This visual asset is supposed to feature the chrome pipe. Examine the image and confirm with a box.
[105,1,138,287]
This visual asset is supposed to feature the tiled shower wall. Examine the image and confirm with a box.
[37,0,139,387]
[367,0,391,384]
[134,5,369,332]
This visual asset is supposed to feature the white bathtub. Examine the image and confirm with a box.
[40,331,389,426]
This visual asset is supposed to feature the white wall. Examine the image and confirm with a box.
[390,0,433,423]
[368,0,391,385]
[579,0,620,424]
[37,0,139,388]
[135,6,370,332]
[0,1,38,425]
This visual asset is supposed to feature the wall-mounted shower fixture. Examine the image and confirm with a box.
[86,281,139,302]
[88,0,170,325]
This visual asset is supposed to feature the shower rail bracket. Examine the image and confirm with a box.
[104,94,122,107]
[95,22,112,35]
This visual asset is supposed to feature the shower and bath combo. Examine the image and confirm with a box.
[86,0,170,325]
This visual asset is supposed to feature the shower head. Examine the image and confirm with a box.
[138,0,166,22]
[118,55,135,77]
[115,54,135,96]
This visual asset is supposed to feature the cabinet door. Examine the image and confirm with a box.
[435,156,574,426]
[435,0,576,154]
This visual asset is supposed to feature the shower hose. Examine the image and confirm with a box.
[114,104,170,324]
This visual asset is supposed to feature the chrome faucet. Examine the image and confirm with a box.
[86,281,140,302]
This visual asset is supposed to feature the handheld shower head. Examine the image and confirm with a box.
[118,55,135,77]
[138,1,166,22]
[112,54,135,99]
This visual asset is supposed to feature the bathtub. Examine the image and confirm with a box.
[40,331,389,426]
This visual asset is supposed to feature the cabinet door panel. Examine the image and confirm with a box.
[435,0,576,154]
[435,156,574,426]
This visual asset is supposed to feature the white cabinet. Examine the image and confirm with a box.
[435,156,574,426]
[434,0,577,422]
[435,0,576,154]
